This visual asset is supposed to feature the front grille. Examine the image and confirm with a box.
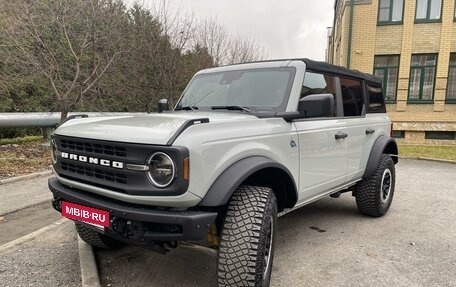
[60,139,127,157]
[61,162,128,184]
[53,135,189,196]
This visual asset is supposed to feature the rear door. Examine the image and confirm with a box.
[356,83,390,179]
[338,76,370,182]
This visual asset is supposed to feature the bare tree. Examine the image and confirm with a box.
[0,0,269,116]
[194,16,269,66]
[150,1,196,105]
[226,34,269,65]
[193,16,229,66]
[110,1,199,111]
[1,0,128,122]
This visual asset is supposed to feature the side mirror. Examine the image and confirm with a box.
[157,99,169,113]
[298,94,334,118]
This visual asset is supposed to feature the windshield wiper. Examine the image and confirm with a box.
[211,106,251,112]
[176,90,215,111]
[175,106,198,111]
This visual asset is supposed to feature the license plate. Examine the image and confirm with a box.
[62,201,110,228]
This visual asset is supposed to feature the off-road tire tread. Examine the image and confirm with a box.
[75,222,124,250]
[356,154,395,217]
[217,185,277,287]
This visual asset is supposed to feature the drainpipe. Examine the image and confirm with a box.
[326,27,332,63]
[347,0,354,69]
[331,1,338,64]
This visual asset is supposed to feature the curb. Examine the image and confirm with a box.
[0,199,52,217]
[0,218,67,253]
[0,169,53,185]
[399,156,456,164]
[78,235,101,287]
[415,157,456,164]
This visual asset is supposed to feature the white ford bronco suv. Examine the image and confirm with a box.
[49,59,398,287]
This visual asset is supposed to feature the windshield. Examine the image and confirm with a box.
[175,68,296,113]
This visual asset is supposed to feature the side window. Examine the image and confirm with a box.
[301,72,337,98]
[367,84,387,113]
[301,71,337,117]
[340,77,365,117]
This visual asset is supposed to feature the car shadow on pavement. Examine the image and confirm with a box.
[97,195,364,287]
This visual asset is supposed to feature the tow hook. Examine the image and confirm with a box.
[111,217,144,240]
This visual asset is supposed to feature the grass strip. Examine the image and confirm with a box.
[0,136,43,145]
[399,145,456,161]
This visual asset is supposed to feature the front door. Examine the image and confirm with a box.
[294,72,348,203]
[294,119,349,203]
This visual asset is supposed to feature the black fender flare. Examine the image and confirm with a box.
[363,135,398,178]
[198,156,298,208]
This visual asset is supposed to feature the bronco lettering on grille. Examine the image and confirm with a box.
[61,152,124,169]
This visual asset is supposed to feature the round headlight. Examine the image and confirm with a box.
[51,139,58,165]
[147,152,175,188]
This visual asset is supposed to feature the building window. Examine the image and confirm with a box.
[447,53,456,102]
[408,54,437,102]
[374,55,399,102]
[425,131,456,140]
[416,0,442,21]
[392,131,405,138]
[378,0,404,24]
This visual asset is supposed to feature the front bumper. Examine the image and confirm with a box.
[49,178,217,243]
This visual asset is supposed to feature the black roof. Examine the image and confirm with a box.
[302,58,382,85]
[226,58,382,85]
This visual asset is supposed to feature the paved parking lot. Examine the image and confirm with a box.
[0,220,81,287]
[0,159,454,287]
[97,159,456,287]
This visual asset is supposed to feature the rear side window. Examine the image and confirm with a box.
[367,84,387,113]
[340,77,365,117]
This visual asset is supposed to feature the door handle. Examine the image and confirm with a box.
[366,128,375,135]
[335,132,348,140]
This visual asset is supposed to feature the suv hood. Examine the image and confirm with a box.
[54,112,256,145]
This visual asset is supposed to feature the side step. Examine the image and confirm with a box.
[329,188,352,198]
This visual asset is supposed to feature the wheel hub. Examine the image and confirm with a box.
[380,169,392,204]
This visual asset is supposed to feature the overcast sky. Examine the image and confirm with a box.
[127,0,334,61]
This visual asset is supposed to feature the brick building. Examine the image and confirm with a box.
[327,0,456,145]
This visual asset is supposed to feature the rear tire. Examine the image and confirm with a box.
[75,222,124,250]
[217,185,277,287]
[355,154,396,217]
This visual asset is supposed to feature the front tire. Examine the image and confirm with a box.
[75,222,124,250]
[217,185,277,287]
[355,154,396,217]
